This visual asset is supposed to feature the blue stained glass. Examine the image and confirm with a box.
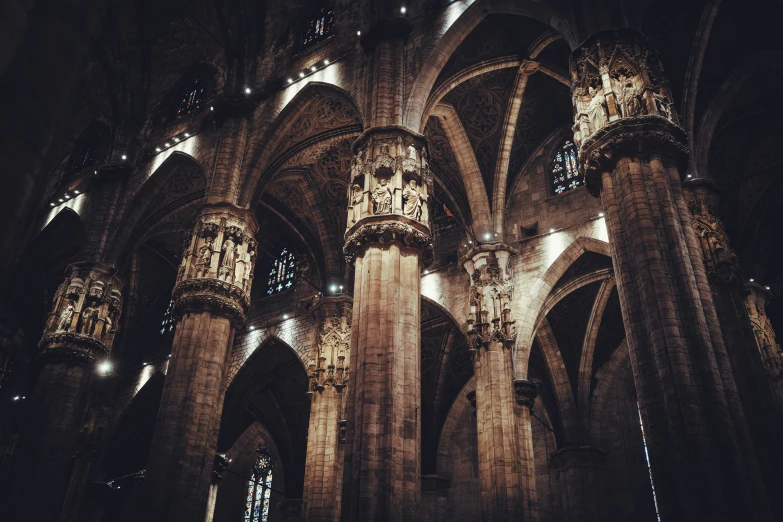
[638,405,662,522]
[244,447,273,522]
[552,139,582,195]
[266,249,297,295]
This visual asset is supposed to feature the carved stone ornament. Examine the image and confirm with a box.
[578,116,690,197]
[347,126,433,229]
[343,215,433,267]
[309,296,352,393]
[570,28,679,150]
[40,263,123,364]
[745,283,783,380]
[513,379,539,409]
[174,203,259,326]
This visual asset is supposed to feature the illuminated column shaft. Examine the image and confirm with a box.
[573,29,771,522]
[465,248,537,522]
[139,204,257,522]
[11,262,122,522]
[302,296,352,522]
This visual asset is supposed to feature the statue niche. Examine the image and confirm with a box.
[402,176,426,222]
[372,176,393,215]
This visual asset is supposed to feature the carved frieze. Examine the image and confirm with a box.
[347,126,433,229]
[40,263,123,365]
[174,204,258,326]
[343,215,433,266]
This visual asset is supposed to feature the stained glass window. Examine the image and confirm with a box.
[176,76,205,117]
[551,140,582,195]
[160,301,175,335]
[638,405,662,522]
[266,248,296,295]
[244,446,273,522]
[302,4,335,47]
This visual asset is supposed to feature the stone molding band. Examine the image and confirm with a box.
[171,277,250,327]
[579,115,690,197]
[343,215,433,266]
[38,332,109,366]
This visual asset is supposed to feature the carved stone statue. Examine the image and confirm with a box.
[408,145,417,159]
[372,178,393,215]
[619,78,641,117]
[654,90,672,120]
[195,237,214,277]
[80,305,99,337]
[57,303,75,332]
[403,179,424,221]
[587,86,608,133]
[352,184,363,206]
[219,236,239,282]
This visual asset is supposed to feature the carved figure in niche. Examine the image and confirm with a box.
[352,184,363,206]
[101,314,113,341]
[89,280,105,300]
[379,144,390,157]
[57,302,75,332]
[403,179,425,221]
[654,89,672,120]
[351,150,364,179]
[619,76,642,117]
[220,236,238,281]
[587,86,608,133]
[195,237,214,277]
[372,178,393,215]
[80,305,99,337]
[408,145,417,160]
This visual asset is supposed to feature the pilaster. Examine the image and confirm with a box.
[550,446,608,522]
[138,203,258,522]
[572,28,771,522]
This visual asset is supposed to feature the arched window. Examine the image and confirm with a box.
[302,2,335,47]
[551,140,582,195]
[245,446,273,522]
[175,76,205,117]
[266,248,296,295]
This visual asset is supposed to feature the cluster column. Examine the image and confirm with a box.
[463,246,538,521]
[572,28,772,521]
[138,203,258,522]
[302,295,352,522]
[343,125,433,521]
[12,263,123,521]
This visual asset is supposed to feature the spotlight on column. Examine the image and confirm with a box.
[74,190,80,194]
[423,270,429,275]
[50,202,55,207]
[598,212,605,217]
[97,360,113,376]
[58,198,64,203]
[155,147,161,152]
[173,137,180,143]
[245,87,251,94]
[283,314,289,320]
[357,30,361,36]
[310,65,317,72]
[549,228,555,233]
[400,6,407,14]
[330,284,338,293]
[210,106,214,111]
[750,278,755,282]
[249,326,255,331]
[686,174,692,178]
[766,286,771,290]
[121,155,127,160]
[287,78,293,83]
[324,59,330,65]
[483,232,491,241]
[184,132,190,137]
[299,72,305,78]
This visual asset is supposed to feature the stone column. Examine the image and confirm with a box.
[138,203,258,522]
[514,379,539,522]
[550,446,608,522]
[572,28,772,522]
[463,246,536,522]
[11,263,122,522]
[204,453,229,522]
[343,126,432,521]
[302,295,352,522]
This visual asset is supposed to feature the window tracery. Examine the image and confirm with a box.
[175,76,205,117]
[160,301,175,335]
[551,140,582,195]
[302,3,334,47]
[244,446,273,522]
[266,248,296,295]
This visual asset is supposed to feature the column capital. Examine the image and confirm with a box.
[570,28,688,196]
[39,262,123,365]
[344,215,433,266]
[465,248,516,352]
[513,379,539,409]
[173,203,258,327]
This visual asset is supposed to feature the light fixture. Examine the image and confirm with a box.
[249,326,255,331]
[423,270,429,275]
[598,212,604,217]
[549,228,555,233]
[357,30,361,36]
[173,137,180,143]
[686,174,692,178]
[50,202,55,207]
[287,78,293,83]
[210,106,214,111]
[58,198,64,202]
[324,59,330,65]
[13,396,19,401]
[245,87,251,94]
[766,286,771,290]
[310,65,317,72]
[468,240,473,244]
[330,284,338,293]
[94,170,97,174]
[121,155,127,160]
[155,147,161,152]
[184,132,190,137]
[165,143,170,147]
[299,72,305,78]
[483,232,491,240]
[400,6,407,14]
[97,360,113,375]
[21,396,25,399]
[283,314,289,320]
[74,190,80,194]
[339,285,344,291]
